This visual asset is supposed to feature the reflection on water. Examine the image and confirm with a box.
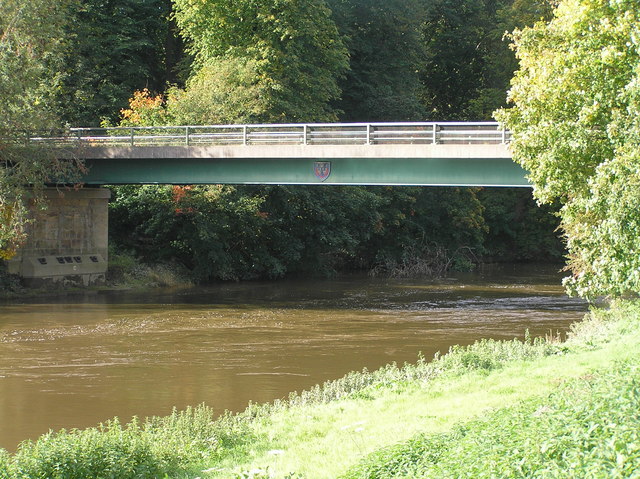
[0,264,586,451]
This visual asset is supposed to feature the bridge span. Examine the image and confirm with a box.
[9,122,527,284]
[49,122,525,187]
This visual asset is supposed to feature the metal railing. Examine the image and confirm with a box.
[20,122,511,147]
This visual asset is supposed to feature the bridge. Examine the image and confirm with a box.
[43,122,525,187]
[9,122,525,285]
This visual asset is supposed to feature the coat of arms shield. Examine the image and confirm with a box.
[313,161,331,181]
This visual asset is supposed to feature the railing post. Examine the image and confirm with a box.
[303,124,308,145]
[366,124,371,145]
[243,125,248,145]
[185,126,190,146]
[432,124,437,144]
[130,128,135,146]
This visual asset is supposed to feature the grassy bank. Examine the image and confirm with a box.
[2,301,639,478]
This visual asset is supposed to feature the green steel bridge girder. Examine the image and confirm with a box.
[80,151,529,187]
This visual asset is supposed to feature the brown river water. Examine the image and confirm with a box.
[0,264,586,451]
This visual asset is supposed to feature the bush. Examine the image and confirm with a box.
[0,449,13,479]
[11,419,170,479]
[5,405,257,479]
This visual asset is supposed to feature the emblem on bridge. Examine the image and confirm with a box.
[313,161,331,181]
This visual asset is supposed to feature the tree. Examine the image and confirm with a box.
[467,0,557,119]
[327,0,427,122]
[420,0,556,121]
[420,0,490,120]
[109,184,385,281]
[166,56,272,125]
[496,0,640,298]
[53,0,179,127]
[0,0,84,259]
[172,0,349,122]
[116,58,272,126]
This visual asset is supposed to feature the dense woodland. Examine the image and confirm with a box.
[2,0,565,282]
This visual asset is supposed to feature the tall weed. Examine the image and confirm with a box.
[0,449,13,479]
[11,419,169,479]
[4,407,256,479]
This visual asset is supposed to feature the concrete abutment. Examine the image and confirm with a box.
[5,187,111,286]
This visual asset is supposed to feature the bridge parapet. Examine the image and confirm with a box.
[28,122,511,148]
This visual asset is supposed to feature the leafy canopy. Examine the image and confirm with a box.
[53,0,174,127]
[0,0,84,259]
[172,0,349,123]
[496,0,640,298]
[327,0,427,122]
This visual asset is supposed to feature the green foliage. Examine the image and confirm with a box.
[361,187,487,272]
[0,261,22,293]
[421,0,490,119]
[108,184,563,282]
[0,449,12,478]
[477,188,564,261]
[4,405,256,479]
[496,0,639,204]
[11,420,169,479]
[109,185,266,281]
[327,0,427,122]
[172,0,349,123]
[0,0,74,130]
[433,334,557,375]
[108,185,386,281]
[0,0,85,258]
[106,245,191,287]
[166,57,271,124]
[326,0,552,122]
[117,56,271,126]
[421,0,555,121]
[342,361,640,478]
[496,0,640,298]
[54,0,177,126]
[563,153,640,297]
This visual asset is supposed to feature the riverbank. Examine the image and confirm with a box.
[1,299,638,478]
[0,249,192,300]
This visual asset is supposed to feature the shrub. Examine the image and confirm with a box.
[6,406,257,479]
[11,419,169,479]
[0,449,13,479]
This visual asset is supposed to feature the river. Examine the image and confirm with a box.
[0,264,586,451]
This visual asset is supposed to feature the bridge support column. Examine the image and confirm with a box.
[5,187,111,286]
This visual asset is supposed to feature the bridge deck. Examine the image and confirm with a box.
[40,122,526,186]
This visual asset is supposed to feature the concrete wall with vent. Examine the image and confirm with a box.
[6,187,111,286]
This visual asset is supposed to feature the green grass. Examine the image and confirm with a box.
[343,360,640,478]
[2,300,640,478]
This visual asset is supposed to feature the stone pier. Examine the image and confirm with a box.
[5,187,111,286]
